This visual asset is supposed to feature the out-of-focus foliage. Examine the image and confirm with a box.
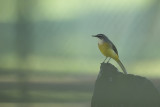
[0,0,160,76]
[0,0,160,107]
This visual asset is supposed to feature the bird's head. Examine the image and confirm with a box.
[92,34,107,40]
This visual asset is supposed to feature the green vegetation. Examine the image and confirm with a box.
[0,0,160,107]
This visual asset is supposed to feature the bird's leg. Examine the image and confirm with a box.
[103,57,108,63]
[107,57,111,63]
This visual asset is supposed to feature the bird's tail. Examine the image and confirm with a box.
[116,59,127,74]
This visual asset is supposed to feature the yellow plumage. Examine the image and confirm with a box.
[98,40,127,74]
[98,42,119,61]
[93,34,127,74]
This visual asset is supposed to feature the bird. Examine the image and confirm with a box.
[92,34,127,74]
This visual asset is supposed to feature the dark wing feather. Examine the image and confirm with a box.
[111,43,118,55]
[103,36,118,55]
[105,39,118,55]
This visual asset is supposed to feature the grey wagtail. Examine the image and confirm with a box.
[92,34,127,74]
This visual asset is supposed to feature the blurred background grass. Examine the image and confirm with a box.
[0,0,160,107]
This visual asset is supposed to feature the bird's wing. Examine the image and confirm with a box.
[111,43,118,55]
[106,39,118,55]
[104,36,118,55]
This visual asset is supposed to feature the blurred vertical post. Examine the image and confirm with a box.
[15,0,34,105]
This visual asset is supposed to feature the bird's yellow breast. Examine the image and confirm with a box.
[98,42,119,60]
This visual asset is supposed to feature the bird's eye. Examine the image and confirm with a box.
[99,37,103,39]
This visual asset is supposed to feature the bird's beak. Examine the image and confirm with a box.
[92,35,98,37]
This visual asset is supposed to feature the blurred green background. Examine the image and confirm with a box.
[0,0,160,107]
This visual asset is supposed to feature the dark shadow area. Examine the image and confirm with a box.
[91,63,160,107]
